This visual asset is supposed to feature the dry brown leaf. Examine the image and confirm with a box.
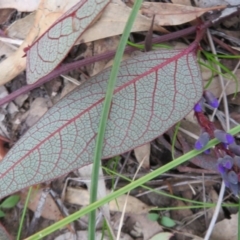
[65,187,151,214]
[20,97,52,128]
[6,13,35,40]
[141,2,226,26]
[134,143,150,169]
[0,9,15,25]
[76,2,167,44]
[211,213,238,240]
[171,0,192,6]
[125,213,163,240]
[20,188,62,221]
[84,36,121,77]
[0,0,40,12]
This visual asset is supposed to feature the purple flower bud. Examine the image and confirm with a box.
[194,103,202,112]
[221,155,234,169]
[214,130,234,145]
[227,170,238,184]
[217,163,225,174]
[204,90,219,108]
[195,132,210,150]
[204,149,211,154]
[229,143,240,156]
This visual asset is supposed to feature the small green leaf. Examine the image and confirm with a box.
[160,216,176,228]
[148,212,159,222]
[0,195,20,209]
[0,210,5,218]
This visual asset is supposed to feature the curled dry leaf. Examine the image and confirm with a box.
[141,2,226,26]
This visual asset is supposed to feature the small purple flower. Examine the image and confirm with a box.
[195,132,210,150]
[220,155,234,169]
[217,162,226,174]
[204,149,211,154]
[204,91,219,108]
[214,130,234,145]
[194,103,202,112]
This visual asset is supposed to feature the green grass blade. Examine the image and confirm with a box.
[238,199,240,240]
[127,40,171,50]
[88,1,143,239]
[17,187,32,240]
[171,122,181,159]
[202,51,240,59]
[26,125,240,239]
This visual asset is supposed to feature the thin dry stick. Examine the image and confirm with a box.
[202,173,208,227]
[116,155,147,240]
[179,127,199,140]
[204,29,230,240]
[135,178,220,198]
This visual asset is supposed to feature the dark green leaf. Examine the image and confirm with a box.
[0,210,5,218]
[0,195,20,209]
[160,216,176,228]
[148,212,159,222]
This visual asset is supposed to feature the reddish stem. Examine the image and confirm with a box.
[1,8,240,106]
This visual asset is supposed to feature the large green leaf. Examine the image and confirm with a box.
[0,48,202,199]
